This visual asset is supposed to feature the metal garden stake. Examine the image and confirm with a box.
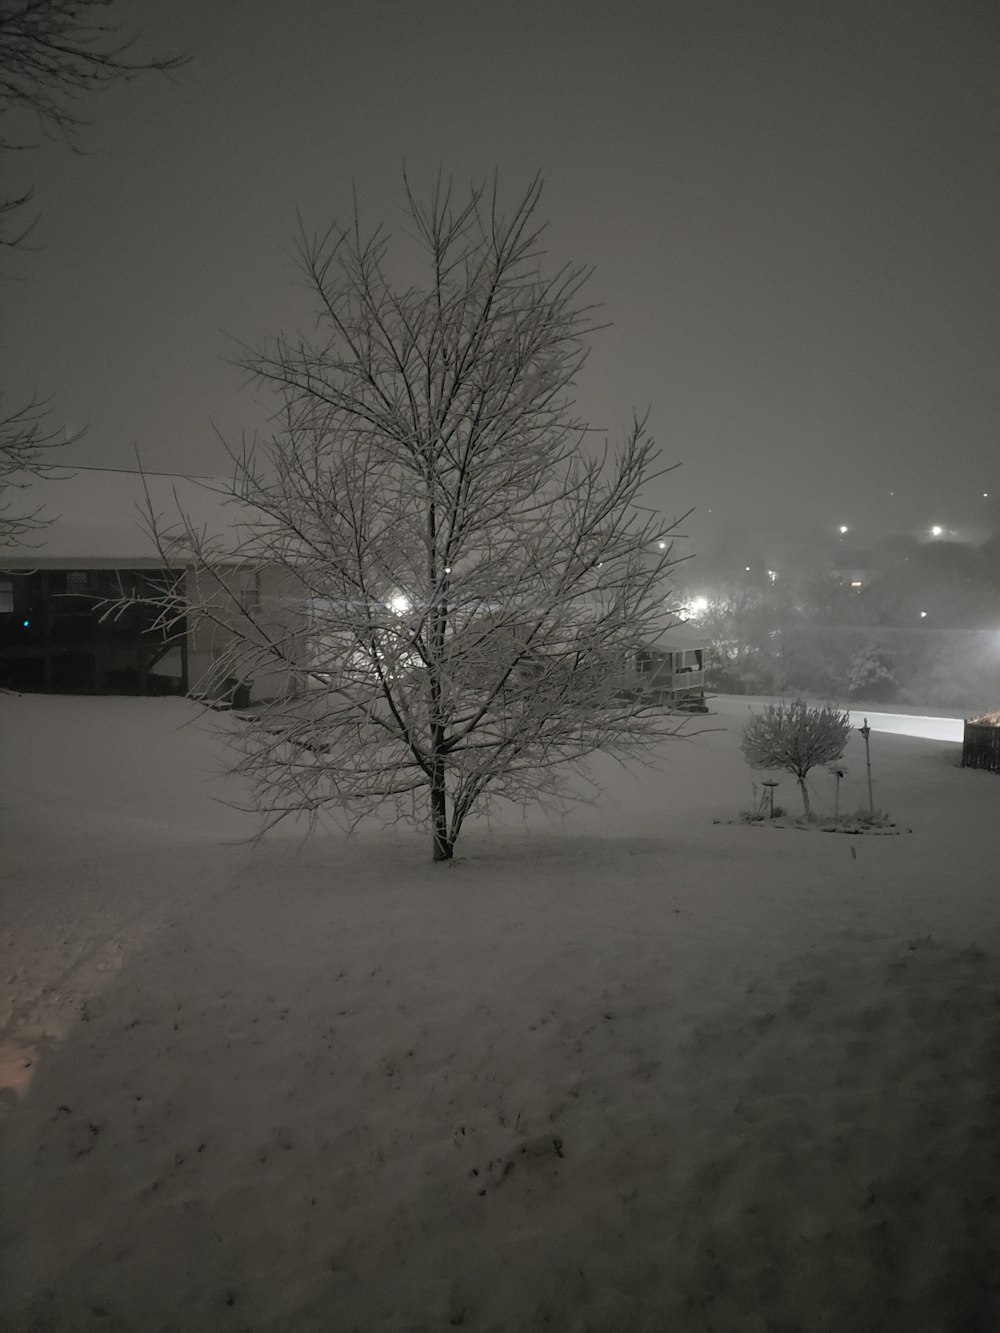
[859,719,874,819]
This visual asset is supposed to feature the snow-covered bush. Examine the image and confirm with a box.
[740,698,852,819]
[848,645,897,702]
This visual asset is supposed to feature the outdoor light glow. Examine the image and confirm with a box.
[658,541,666,550]
[851,580,863,588]
[745,565,751,572]
[920,610,928,618]
[767,570,777,584]
[690,596,709,616]
[388,592,412,616]
[839,525,848,535]
[931,525,943,537]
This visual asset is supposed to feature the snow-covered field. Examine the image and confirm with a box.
[3,692,1000,1331]
[847,709,966,744]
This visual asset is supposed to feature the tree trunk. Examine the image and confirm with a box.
[430,760,452,860]
[426,537,453,860]
[798,775,811,819]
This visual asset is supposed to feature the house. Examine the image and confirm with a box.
[0,467,283,699]
[2,467,704,711]
[830,547,874,590]
[633,624,710,711]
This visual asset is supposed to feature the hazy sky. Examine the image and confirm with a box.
[4,0,997,558]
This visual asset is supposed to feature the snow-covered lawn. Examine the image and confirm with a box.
[3,692,1000,1331]
[846,709,965,743]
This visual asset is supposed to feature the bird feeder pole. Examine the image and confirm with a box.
[859,719,874,819]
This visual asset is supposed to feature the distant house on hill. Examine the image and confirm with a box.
[0,468,280,699]
[831,547,875,589]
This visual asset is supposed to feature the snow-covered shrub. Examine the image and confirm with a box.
[848,646,897,702]
[704,649,777,696]
[740,698,852,819]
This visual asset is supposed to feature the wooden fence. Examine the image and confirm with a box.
[962,721,1000,773]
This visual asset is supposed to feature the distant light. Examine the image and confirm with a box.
[931,525,943,537]
[851,580,863,588]
[920,610,928,618]
[984,492,990,499]
[838,525,849,535]
[22,619,30,628]
[690,596,709,616]
[388,592,411,616]
[444,566,451,574]
[745,565,751,572]
[658,541,666,550]
[767,569,777,584]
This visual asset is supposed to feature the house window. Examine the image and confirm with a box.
[0,577,12,614]
[240,572,261,611]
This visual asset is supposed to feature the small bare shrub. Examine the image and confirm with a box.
[741,698,852,819]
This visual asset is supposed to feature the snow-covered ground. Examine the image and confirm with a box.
[3,692,1000,1331]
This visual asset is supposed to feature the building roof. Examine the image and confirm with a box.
[656,623,710,652]
[1,468,259,568]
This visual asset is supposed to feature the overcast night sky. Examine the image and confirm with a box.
[3,0,998,561]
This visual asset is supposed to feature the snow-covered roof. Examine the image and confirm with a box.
[655,623,710,652]
[1,468,260,568]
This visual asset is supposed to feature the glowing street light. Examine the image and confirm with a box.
[838,525,849,535]
[388,591,412,616]
[930,525,943,537]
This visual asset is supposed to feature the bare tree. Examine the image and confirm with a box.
[136,175,693,860]
[740,698,852,818]
[1,0,188,245]
[0,1,186,540]
[0,392,81,544]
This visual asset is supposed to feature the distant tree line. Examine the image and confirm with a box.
[687,533,1000,709]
